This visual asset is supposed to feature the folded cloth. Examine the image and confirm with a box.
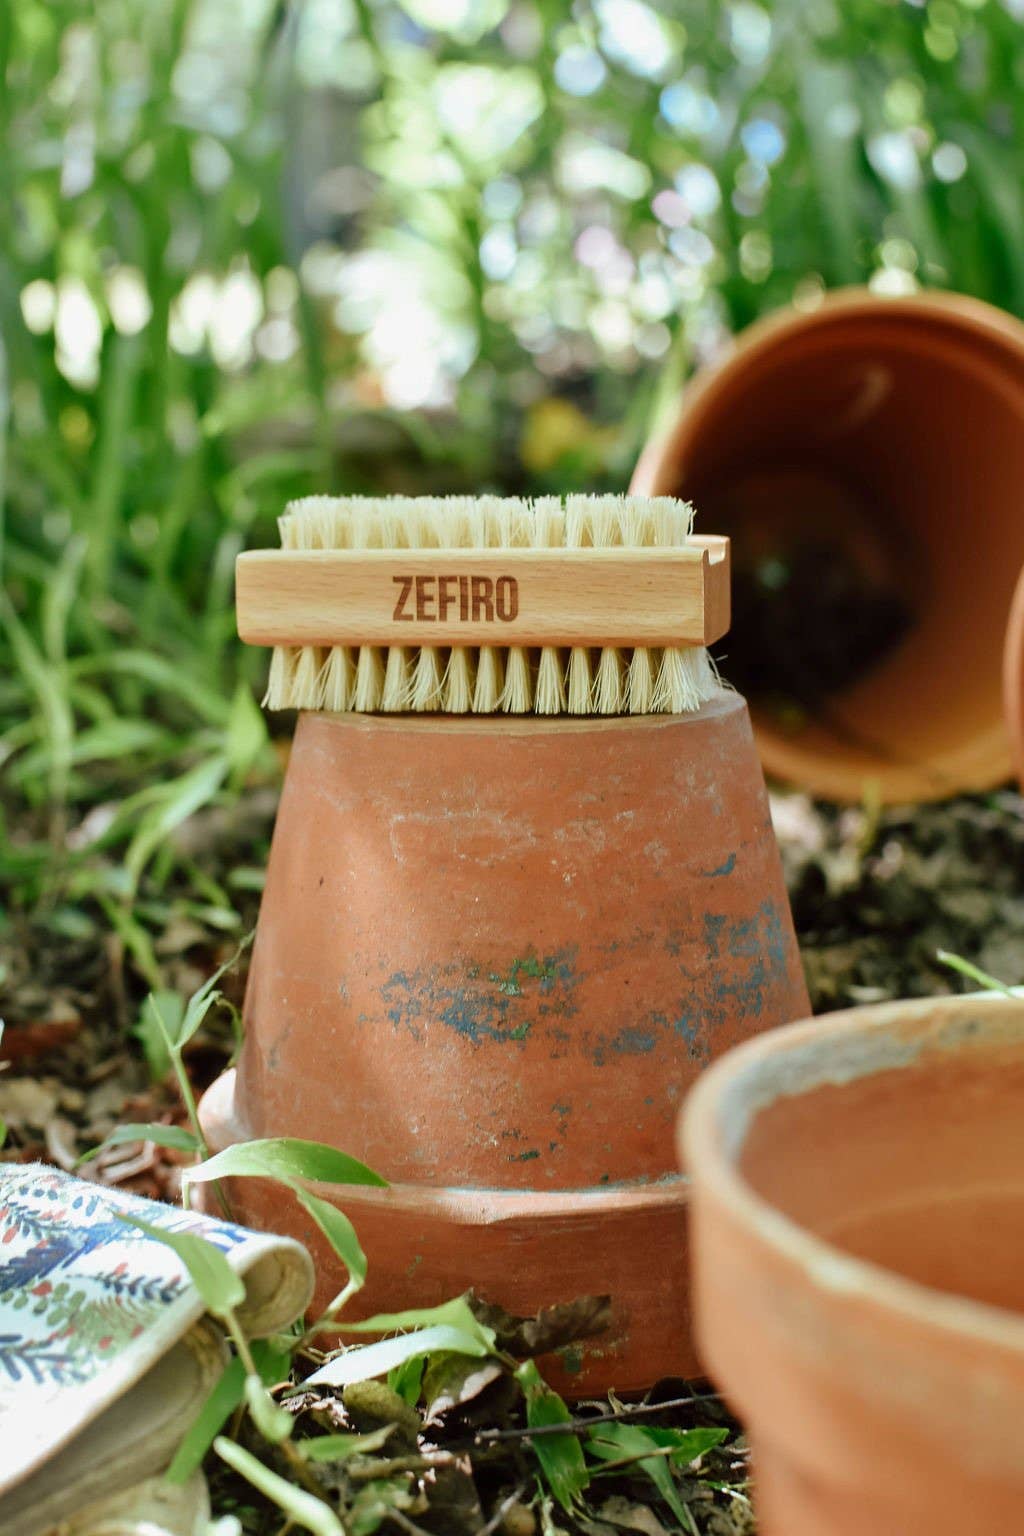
[0,1163,314,1535]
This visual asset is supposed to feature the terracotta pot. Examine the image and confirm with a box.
[1005,566,1024,787]
[632,290,1024,803]
[201,695,808,1393]
[681,992,1024,1535]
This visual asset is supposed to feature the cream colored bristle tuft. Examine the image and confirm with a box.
[264,645,296,709]
[445,648,475,713]
[500,648,533,713]
[291,647,322,709]
[656,647,718,713]
[353,646,385,711]
[382,646,413,711]
[567,648,593,714]
[473,646,504,712]
[628,648,657,715]
[535,647,566,714]
[594,647,625,714]
[262,493,723,716]
[411,646,445,710]
[320,645,355,712]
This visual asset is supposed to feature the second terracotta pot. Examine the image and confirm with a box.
[681,992,1024,1535]
[633,290,1024,802]
[201,694,808,1392]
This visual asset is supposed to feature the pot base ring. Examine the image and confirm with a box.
[200,1068,697,1395]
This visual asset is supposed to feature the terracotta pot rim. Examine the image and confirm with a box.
[636,287,1024,486]
[681,992,1024,1356]
[203,1069,691,1218]
[1005,567,1024,788]
[296,689,739,736]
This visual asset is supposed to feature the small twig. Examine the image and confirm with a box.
[347,1452,456,1480]
[467,1392,726,1446]
[381,1510,435,1536]
[474,1481,531,1536]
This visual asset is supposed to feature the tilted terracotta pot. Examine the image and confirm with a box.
[201,695,808,1392]
[681,993,1024,1535]
[1005,566,1024,788]
[632,290,1024,803]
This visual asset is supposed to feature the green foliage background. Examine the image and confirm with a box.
[1,0,1021,953]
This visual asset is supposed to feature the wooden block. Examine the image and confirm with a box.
[236,538,730,648]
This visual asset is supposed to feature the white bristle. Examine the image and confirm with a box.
[353,646,385,711]
[411,646,445,710]
[263,494,723,716]
[382,646,413,711]
[567,648,593,715]
[473,647,504,712]
[291,647,322,709]
[264,645,297,709]
[445,648,475,713]
[535,647,566,715]
[594,647,625,715]
[500,648,533,713]
[656,647,718,713]
[321,646,355,712]
[628,648,657,715]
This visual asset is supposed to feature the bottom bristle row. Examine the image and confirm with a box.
[265,644,721,716]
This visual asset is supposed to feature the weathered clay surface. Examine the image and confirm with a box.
[682,993,1024,1534]
[633,290,1024,802]
[201,695,808,1391]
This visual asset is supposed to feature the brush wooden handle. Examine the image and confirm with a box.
[236,537,730,648]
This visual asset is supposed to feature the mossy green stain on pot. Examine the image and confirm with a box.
[378,946,582,1047]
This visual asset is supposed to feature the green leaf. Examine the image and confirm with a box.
[303,1325,492,1388]
[214,1437,345,1536]
[118,1215,245,1316]
[225,680,268,776]
[134,989,183,1079]
[78,1122,200,1165]
[516,1359,589,1514]
[177,935,252,1051]
[936,950,1020,997]
[341,1296,492,1348]
[244,1371,294,1443]
[0,592,73,805]
[294,1186,367,1299]
[349,1475,422,1536]
[183,1138,387,1192]
[167,1341,291,1484]
[631,1425,728,1465]
[299,1425,397,1462]
[387,1355,425,1407]
[586,1423,726,1529]
[124,755,230,889]
[72,650,229,726]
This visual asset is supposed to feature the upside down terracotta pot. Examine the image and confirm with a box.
[200,695,808,1393]
[632,290,1024,803]
[681,992,1024,1535]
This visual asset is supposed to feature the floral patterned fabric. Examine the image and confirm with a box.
[0,1164,313,1497]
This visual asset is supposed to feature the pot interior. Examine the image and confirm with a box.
[736,1009,1024,1314]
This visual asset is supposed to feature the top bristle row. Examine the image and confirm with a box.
[278,494,696,553]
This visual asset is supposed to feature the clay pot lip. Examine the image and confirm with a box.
[299,686,740,736]
[201,1068,691,1217]
[633,286,1024,510]
[1005,567,1024,789]
[634,287,1024,482]
[680,992,1024,1355]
